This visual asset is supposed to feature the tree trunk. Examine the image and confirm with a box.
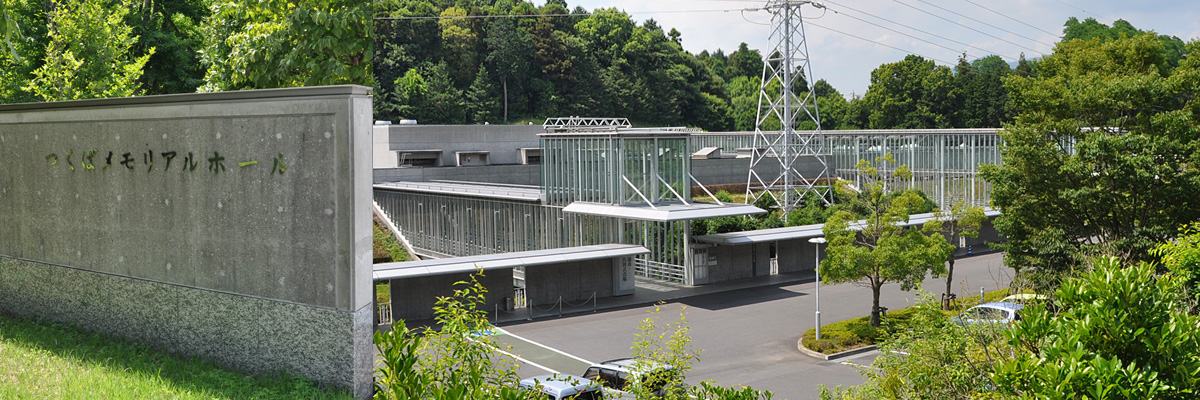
[870,284,882,327]
[502,78,508,122]
[943,256,956,310]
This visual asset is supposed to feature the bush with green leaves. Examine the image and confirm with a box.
[994,258,1200,399]
[1153,223,1200,313]
[373,271,535,400]
[819,294,1007,400]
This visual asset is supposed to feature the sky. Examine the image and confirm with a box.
[533,0,1200,98]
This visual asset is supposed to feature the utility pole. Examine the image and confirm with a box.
[746,0,832,215]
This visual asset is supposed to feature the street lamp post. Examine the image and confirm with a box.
[808,237,826,341]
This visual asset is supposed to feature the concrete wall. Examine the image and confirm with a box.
[0,86,374,398]
[962,215,1003,256]
[388,269,514,322]
[524,259,615,306]
[778,239,821,274]
[702,242,772,283]
[373,124,542,168]
[374,164,540,185]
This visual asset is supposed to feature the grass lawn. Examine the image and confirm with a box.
[377,282,391,304]
[0,313,355,400]
[801,288,1013,354]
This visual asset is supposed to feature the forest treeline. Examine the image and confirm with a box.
[374,1,1184,131]
[3,0,1186,134]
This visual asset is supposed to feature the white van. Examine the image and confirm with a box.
[582,358,680,398]
[519,374,606,400]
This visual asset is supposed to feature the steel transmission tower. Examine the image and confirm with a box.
[746,0,832,214]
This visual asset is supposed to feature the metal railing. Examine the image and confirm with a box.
[635,259,687,283]
[495,292,596,323]
[377,302,393,325]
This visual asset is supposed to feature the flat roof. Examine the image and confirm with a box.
[694,209,1000,245]
[562,201,766,222]
[372,244,650,281]
[374,180,543,202]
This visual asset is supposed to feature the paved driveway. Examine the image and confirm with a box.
[494,252,1013,399]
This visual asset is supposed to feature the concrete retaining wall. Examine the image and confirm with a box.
[0,86,374,398]
[524,259,615,306]
[388,269,514,322]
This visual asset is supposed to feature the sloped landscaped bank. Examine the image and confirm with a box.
[0,313,353,400]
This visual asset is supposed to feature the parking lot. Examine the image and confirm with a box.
[492,252,1012,399]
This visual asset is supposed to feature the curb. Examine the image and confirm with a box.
[796,338,878,361]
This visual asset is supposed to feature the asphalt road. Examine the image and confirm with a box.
[494,252,1013,399]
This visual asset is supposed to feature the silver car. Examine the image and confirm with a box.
[519,374,605,400]
[952,302,1024,326]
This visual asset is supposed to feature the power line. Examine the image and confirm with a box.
[890,0,1045,56]
[803,19,1018,81]
[821,0,1019,62]
[914,0,1058,44]
[959,0,1061,39]
[803,19,955,66]
[1049,0,1112,24]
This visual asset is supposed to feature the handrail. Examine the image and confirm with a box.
[657,175,689,205]
[690,173,723,205]
[622,175,657,210]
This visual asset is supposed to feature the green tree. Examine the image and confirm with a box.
[1013,52,1034,78]
[437,6,478,87]
[952,55,1011,128]
[994,258,1200,399]
[728,75,761,131]
[933,202,986,310]
[465,64,498,124]
[1063,17,1187,69]
[0,0,47,104]
[980,34,1200,279]
[1152,223,1200,313]
[374,0,442,121]
[821,155,954,326]
[126,0,208,95]
[485,15,532,122]
[26,0,153,101]
[813,79,849,130]
[199,0,372,91]
[2,0,24,60]
[423,61,465,123]
[725,42,763,81]
[392,69,428,120]
[860,55,955,129]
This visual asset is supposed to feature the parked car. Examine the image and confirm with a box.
[952,302,1024,326]
[582,358,680,398]
[519,374,605,400]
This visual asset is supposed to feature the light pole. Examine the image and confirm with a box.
[808,237,826,340]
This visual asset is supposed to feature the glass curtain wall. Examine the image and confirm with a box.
[544,134,691,206]
[827,132,1001,208]
[375,190,620,258]
[541,136,619,206]
[688,131,1003,208]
